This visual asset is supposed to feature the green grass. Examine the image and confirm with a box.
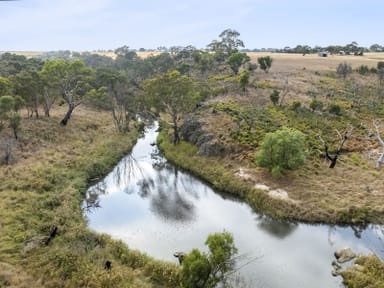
[0,107,180,287]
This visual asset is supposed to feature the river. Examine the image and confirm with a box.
[84,123,384,288]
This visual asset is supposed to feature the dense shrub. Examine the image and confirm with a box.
[255,127,306,177]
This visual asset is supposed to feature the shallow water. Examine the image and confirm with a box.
[85,123,384,288]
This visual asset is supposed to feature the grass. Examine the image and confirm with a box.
[342,255,384,288]
[0,106,180,287]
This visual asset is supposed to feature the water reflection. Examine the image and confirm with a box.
[256,215,298,239]
[85,123,384,288]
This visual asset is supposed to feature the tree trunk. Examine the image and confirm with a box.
[60,103,76,126]
[329,156,338,168]
[172,115,180,145]
[4,142,12,165]
[44,105,50,117]
[13,128,18,140]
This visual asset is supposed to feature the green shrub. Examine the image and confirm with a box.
[291,100,301,112]
[310,99,324,112]
[356,65,370,75]
[255,127,306,176]
[181,232,237,288]
[270,90,280,106]
[328,103,341,115]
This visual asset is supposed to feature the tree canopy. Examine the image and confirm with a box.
[41,59,94,125]
[143,70,200,144]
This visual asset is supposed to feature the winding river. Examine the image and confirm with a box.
[85,123,384,288]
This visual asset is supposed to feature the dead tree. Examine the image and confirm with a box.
[318,128,353,168]
[372,120,384,169]
[1,139,15,165]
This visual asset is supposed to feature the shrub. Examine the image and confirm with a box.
[255,127,306,176]
[356,65,370,75]
[270,90,280,106]
[309,99,324,112]
[291,100,301,112]
[257,56,273,73]
[328,103,341,115]
[336,62,352,79]
[181,232,237,288]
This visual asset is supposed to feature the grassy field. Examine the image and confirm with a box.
[157,52,384,224]
[0,106,179,287]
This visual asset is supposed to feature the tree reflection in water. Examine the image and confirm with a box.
[256,215,297,239]
[84,180,106,211]
[85,143,196,222]
[137,165,196,222]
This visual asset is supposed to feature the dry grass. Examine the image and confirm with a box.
[0,106,179,287]
[186,53,384,224]
[247,52,384,72]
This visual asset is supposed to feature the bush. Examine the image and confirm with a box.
[255,127,306,176]
[309,99,324,112]
[181,232,237,288]
[270,90,280,106]
[337,62,352,79]
[328,103,341,115]
[291,100,301,112]
[257,56,273,73]
[356,65,370,75]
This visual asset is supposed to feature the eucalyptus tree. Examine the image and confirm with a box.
[208,29,245,63]
[0,77,10,96]
[10,70,43,118]
[40,59,94,125]
[227,51,250,74]
[143,70,200,144]
[0,95,22,139]
[94,69,137,132]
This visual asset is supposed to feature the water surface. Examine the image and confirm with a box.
[85,123,384,288]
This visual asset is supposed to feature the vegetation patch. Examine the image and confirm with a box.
[0,108,179,288]
[342,255,384,288]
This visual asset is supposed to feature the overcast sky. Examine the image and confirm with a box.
[0,0,383,51]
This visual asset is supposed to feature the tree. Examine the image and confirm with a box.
[370,44,383,52]
[237,70,249,93]
[207,29,245,62]
[371,120,384,170]
[0,77,10,96]
[181,232,238,288]
[255,127,306,177]
[94,69,136,132]
[143,70,199,144]
[336,62,352,79]
[10,70,42,118]
[0,95,22,139]
[257,56,273,73]
[227,52,250,74]
[40,59,94,125]
[318,128,353,168]
[270,90,280,106]
[218,29,245,55]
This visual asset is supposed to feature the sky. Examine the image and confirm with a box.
[0,0,383,51]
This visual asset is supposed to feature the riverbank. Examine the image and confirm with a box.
[0,107,179,287]
[158,124,384,287]
[158,124,384,224]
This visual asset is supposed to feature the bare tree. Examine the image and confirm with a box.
[1,138,15,165]
[318,127,353,168]
[367,120,384,170]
